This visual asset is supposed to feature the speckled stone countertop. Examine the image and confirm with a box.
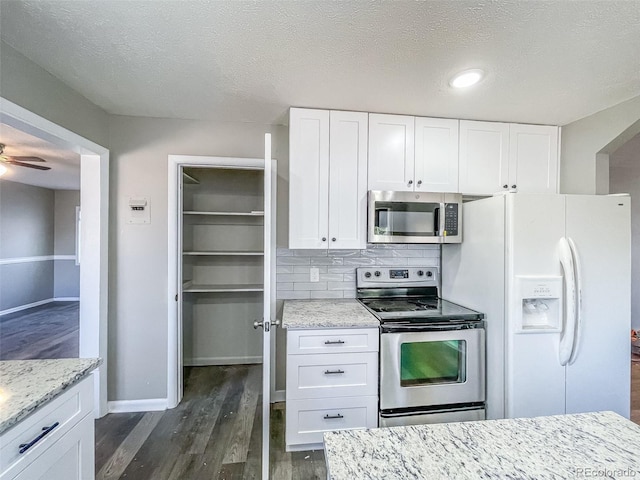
[324,411,640,480]
[282,299,379,329]
[0,358,102,434]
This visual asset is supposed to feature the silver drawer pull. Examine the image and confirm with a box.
[323,414,344,420]
[324,369,345,375]
[324,340,345,345]
[19,422,59,454]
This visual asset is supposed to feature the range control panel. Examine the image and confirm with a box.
[444,203,459,236]
[356,267,439,288]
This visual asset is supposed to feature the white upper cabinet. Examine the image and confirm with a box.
[508,124,559,194]
[368,114,415,191]
[289,108,330,249]
[459,120,559,195]
[289,108,368,249]
[328,110,368,249]
[414,117,459,192]
[459,120,510,195]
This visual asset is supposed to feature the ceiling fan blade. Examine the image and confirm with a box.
[5,160,51,171]
[8,155,46,162]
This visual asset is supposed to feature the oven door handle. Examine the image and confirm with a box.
[381,322,483,333]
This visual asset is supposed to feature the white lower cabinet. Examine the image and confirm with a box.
[0,376,95,480]
[285,327,379,451]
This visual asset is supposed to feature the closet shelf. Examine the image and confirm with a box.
[183,283,264,293]
[183,211,264,217]
[183,251,264,256]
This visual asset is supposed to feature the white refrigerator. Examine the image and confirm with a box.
[442,193,631,420]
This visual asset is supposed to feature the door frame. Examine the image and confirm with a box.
[0,97,110,417]
[166,154,277,408]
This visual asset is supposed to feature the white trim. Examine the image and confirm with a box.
[0,255,76,265]
[0,97,110,419]
[107,398,168,414]
[272,390,286,403]
[184,356,263,366]
[0,298,53,316]
[54,296,80,302]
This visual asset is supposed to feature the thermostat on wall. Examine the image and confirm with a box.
[128,197,150,224]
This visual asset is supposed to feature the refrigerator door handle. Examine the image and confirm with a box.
[567,237,582,364]
[558,237,577,366]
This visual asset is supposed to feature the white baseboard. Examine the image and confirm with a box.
[0,298,53,316]
[54,297,80,302]
[272,389,286,403]
[184,356,263,366]
[108,398,168,413]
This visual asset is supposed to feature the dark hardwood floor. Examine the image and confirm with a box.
[95,365,325,480]
[631,360,640,424]
[0,301,79,360]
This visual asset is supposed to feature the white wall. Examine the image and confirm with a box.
[108,115,287,401]
[54,190,80,298]
[561,95,640,194]
[610,133,640,330]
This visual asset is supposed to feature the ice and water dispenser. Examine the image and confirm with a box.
[514,276,563,332]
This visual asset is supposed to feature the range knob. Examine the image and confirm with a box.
[374,271,381,277]
[427,271,433,277]
[364,272,372,278]
[417,270,424,277]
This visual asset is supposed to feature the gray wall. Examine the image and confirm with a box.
[108,114,288,401]
[54,190,80,298]
[561,95,640,194]
[610,136,640,330]
[0,182,80,310]
[0,180,55,310]
[0,41,110,148]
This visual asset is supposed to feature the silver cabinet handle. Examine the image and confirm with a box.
[324,340,345,345]
[324,414,344,420]
[324,369,345,375]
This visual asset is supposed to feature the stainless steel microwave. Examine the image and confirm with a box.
[368,191,462,244]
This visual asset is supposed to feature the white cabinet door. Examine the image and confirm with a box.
[289,108,330,249]
[459,120,510,195]
[11,415,94,480]
[328,111,368,249]
[414,117,459,192]
[368,114,415,191]
[509,124,559,193]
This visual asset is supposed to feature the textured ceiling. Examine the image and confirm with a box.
[1,1,639,126]
[0,123,80,190]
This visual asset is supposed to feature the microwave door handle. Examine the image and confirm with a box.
[438,202,446,236]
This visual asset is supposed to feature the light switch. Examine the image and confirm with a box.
[310,267,320,282]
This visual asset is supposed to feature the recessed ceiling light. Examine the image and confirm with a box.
[449,69,485,89]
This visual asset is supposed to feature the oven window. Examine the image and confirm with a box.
[374,202,439,236]
[400,340,466,386]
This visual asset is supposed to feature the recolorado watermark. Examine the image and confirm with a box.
[575,467,640,478]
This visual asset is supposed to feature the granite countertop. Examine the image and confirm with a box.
[0,358,102,434]
[282,299,380,329]
[324,411,640,479]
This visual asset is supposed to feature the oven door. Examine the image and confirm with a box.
[379,326,485,411]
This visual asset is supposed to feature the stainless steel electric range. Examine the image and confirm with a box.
[356,266,486,427]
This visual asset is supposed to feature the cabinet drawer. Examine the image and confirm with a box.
[286,352,378,399]
[286,396,377,451]
[287,328,379,355]
[0,376,93,479]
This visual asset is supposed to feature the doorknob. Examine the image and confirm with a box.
[253,320,263,330]
[273,319,281,328]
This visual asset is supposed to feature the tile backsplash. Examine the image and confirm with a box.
[276,244,440,299]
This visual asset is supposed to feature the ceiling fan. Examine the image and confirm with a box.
[0,143,51,171]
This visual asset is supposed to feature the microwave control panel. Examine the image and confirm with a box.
[444,204,459,236]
